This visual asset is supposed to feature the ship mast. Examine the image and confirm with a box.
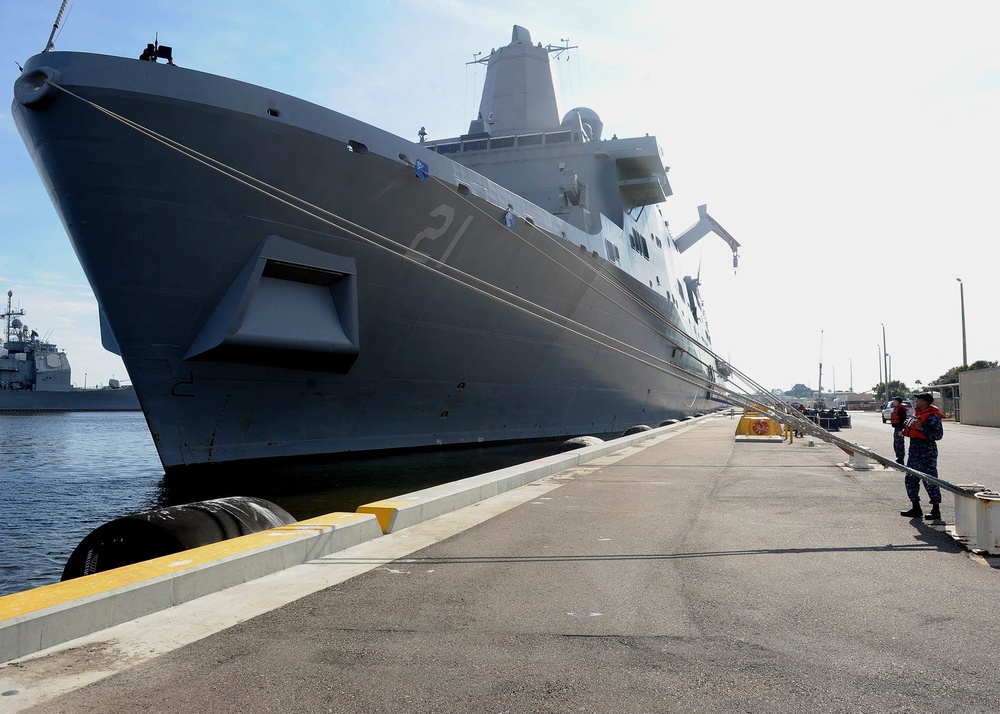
[3,291,26,346]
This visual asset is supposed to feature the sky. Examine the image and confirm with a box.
[2,0,998,395]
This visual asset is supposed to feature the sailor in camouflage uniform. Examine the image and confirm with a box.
[899,392,944,521]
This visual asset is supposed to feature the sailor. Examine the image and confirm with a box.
[899,392,944,520]
[889,396,908,464]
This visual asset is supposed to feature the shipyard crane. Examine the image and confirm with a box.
[672,204,741,273]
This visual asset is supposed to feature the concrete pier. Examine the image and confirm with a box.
[2,412,998,712]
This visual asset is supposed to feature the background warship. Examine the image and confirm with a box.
[13,24,739,474]
[0,290,139,411]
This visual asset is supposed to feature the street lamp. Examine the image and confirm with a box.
[957,278,967,367]
[882,323,889,403]
[877,344,882,397]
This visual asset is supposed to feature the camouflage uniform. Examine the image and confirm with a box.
[904,410,943,504]
[891,402,908,464]
[893,429,905,463]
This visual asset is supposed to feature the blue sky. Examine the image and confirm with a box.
[2,0,998,394]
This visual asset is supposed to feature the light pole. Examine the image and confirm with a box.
[957,278,967,367]
[882,323,889,403]
[877,344,882,399]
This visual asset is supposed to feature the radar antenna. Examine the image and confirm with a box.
[547,38,577,60]
[466,36,578,66]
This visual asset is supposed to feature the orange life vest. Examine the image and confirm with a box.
[890,403,907,426]
[902,405,943,440]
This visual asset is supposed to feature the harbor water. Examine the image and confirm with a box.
[0,412,564,597]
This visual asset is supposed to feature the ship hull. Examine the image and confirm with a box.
[0,387,140,412]
[14,52,717,473]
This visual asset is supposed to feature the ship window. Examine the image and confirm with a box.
[266,108,280,117]
[655,236,662,248]
[463,139,488,152]
[517,134,543,146]
[605,240,618,262]
[545,131,571,144]
[435,143,462,154]
[347,140,368,154]
[489,137,515,149]
[628,230,649,259]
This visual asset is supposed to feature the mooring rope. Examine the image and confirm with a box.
[45,79,729,399]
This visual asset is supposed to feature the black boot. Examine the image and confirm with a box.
[925,503,941,521]
[900,500,922,518]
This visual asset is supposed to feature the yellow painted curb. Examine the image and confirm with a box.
[357,498,416,533]
[0,511,370,621]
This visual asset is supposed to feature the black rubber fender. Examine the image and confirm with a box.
[621,424,652,437]
[62,496,295,580]
[556,435,605,453]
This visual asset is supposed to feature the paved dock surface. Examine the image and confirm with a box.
[4,413,999,713]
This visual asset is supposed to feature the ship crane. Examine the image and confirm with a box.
[673,204,741,273]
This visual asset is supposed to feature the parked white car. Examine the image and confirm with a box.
[881,400,914,423]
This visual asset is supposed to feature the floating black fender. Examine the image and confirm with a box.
[556,435,605,453]
[62,496,295,580]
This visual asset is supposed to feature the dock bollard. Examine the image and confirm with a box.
[845,447,874,470]
[973,490,1000,555]
[954,484,987,547]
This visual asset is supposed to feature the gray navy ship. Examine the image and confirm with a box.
[12,23,739,474]
[1,290,139,411]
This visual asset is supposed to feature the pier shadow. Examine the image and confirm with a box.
[314,542,946,567]
[908,517,1000,570]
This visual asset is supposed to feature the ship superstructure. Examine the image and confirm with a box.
[1,290,72,392]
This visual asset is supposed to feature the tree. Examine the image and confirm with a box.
[786,383,813,398]
[872,380,910,401]
[932,360,999,386]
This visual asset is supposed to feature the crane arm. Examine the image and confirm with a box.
[673,204,741,271]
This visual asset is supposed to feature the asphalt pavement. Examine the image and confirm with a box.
[4,412,999,713]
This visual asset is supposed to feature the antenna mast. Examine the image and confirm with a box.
[43,0,70,53]
[3,291,26,345]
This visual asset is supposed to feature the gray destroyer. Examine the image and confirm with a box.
[13,25,738,473]
[1,290,139,411]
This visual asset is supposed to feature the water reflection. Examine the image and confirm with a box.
[1,410,573,595]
